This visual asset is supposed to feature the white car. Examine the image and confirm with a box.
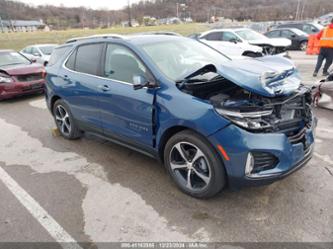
[20,44,58,65]
[197,28,291,58]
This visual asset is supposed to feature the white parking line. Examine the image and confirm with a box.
[0,166,83,249]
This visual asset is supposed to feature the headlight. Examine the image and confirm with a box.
[215,108,272,130]
[0,76,13,84]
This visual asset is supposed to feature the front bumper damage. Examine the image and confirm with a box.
[209,116,316,189]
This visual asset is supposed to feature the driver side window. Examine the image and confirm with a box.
[104,44,148,84]
[31,47,41,56]
[281,30,294,39]
[24,47,33,54]
[222,32,241,42]
[304,24,317,34]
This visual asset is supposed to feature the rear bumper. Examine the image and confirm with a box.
[208,120,316,190]
[0,80,45,100]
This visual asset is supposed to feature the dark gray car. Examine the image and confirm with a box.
[265,28,309,51]
[273,22,323,34]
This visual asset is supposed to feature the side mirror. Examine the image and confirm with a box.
[229,38,238,44]
[133,75,155,90]
[31,58,37,63]
[43,61,48,67]
[291,34,296,38]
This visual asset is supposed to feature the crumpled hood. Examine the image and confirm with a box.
[0,63,44,76]
[249,38,292,47]
[217,55,301,97]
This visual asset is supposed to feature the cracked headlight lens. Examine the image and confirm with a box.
[215,108,273,130]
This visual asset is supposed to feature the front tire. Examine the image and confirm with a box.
[300,41,308,51]
[53,99,82,140]
[164,130,226,198]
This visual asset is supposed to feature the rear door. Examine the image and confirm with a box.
[98,43,155,148]
[60,42,105,133]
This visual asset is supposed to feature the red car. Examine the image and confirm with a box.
[0,50,45,100]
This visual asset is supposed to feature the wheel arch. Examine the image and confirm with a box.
[157,125,222,164]
[158,126,188,161]
[50,95,61,114]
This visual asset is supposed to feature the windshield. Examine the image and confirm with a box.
[139,38,230,81]
[0,51,31,67]
[39,45,57,55]
[235,29,267,41]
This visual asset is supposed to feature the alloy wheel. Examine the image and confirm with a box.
[55,105,71,136]
[300,42,307,51]
[169,142,211,191]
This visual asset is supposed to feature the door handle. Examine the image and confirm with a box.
[98,84,111,92]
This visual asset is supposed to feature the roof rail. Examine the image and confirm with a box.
[65,33,124,44]
[133,31,182,36]
[89,33,124,39]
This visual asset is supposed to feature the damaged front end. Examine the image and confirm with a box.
[177,65,314,141]
[211,86,313,135]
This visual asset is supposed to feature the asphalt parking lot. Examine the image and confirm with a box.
[0,51,332,245]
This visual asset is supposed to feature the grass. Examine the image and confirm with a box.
[0,23,208,51]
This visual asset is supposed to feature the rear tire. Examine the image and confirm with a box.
[164,130,226,198]
[53,99,82,140]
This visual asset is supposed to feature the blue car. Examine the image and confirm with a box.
[45,34,316,198]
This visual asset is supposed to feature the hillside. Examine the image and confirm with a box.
[0,0,332,29]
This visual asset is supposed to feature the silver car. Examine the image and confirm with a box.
[20,44,58,65]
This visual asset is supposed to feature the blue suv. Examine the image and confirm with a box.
[45,34,316,198]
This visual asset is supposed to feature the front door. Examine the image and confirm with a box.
[98,43,155,148]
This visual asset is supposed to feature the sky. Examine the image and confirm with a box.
[17,0,140,10]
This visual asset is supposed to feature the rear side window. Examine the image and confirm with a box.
[48,45,72,66]
[75,43,103,75]
[65,50,76,70]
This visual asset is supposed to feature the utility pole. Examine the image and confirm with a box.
[0,16,4,33]
[176,3,178,18]
[300,0,307,20]
[127,0,132,27]
[295,0,301,20]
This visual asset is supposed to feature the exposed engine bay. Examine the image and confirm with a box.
[177,73,313,136]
